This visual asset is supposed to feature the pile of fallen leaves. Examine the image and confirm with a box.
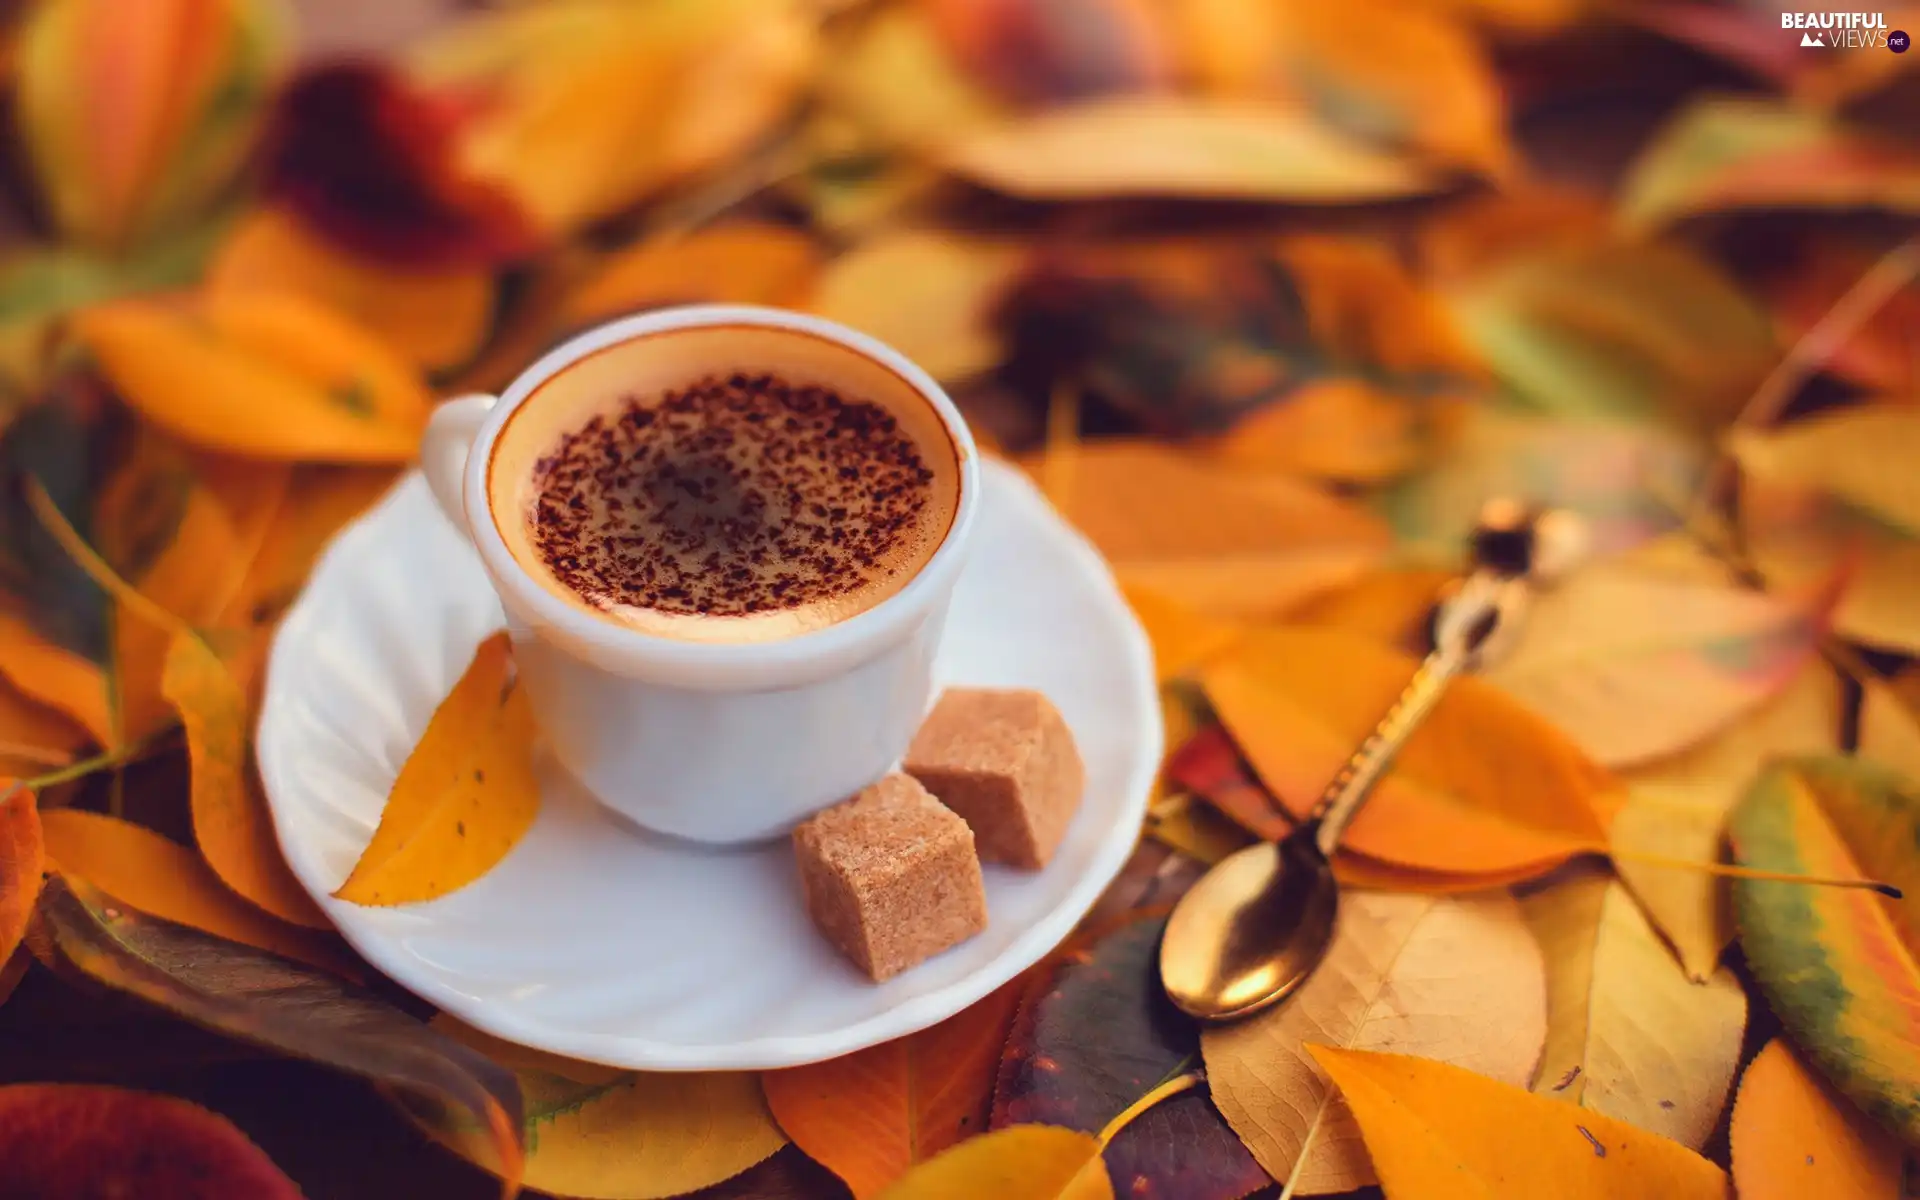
[1,0,1919,1195]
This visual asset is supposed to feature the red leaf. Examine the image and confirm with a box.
[263,63,539,271]
[0,1083,302,1199]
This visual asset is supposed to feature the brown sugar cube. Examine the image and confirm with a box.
[905,688,1085,869]
[792,774,988,982]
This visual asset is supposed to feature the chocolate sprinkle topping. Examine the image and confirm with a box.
[526,373,938,620]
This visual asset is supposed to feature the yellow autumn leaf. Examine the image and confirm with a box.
[562,221,825,332]
[163,629,328,929]
[38,808,357,978]
[425,1016,787,1199]
[1860,671,1920,782]
[1741,472,1920,656]
[335,632,540,906]
[876,1125,1112,1200]
[1614,661,1842,981]
[1520,869,1747,1149]
[208,208,496,375]
[1309,1047,1730,1199]
[1203,891,1546,1194]
[941,97,1434,201]
[806,230,1025,384]
[408,0,818,235]
[1731,406,1920,538]
[73,292,431,463]
[1730,1038,1903,1200]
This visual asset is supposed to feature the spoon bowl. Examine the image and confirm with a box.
[1160,829,1338,1020]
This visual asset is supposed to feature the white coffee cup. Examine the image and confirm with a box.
[420,304,980,845]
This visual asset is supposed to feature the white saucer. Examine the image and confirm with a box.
[257,457,1159,1070]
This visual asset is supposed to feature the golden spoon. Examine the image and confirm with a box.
[1158,501,1573,1023]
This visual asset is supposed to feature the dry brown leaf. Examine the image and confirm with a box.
[1521,869,1747,1149]
[38,809,357,978]
[1730,1037,1903,1200]
[806,231,1025,384]
[1203,890,1545,1194]
[1614,661,1842,981]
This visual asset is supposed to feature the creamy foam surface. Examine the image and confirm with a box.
[488,324,962,644]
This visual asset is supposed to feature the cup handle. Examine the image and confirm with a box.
[422,393,495,535]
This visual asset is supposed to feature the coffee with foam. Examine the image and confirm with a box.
[488,324,961,644]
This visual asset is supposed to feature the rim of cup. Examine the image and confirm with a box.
[458,304,983,692]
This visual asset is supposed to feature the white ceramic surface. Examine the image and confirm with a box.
[257,457,1160,1070]
[420,304,983,845]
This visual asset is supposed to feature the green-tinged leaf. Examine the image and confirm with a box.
[0,227,224,390]
[0,1083,301,1198]
[940,97,1434,201]
[1445,239,1776,427]
[423,1016,786,1200]
[992,915,1269,1198]
[33,873,525,1182]
[1378,407,1702,561]
[1728,756,1920,1144]
[1619,96,1920,231]
[1520,869,1746,1149]
[877,1125,1111,1200]
[1615,661,1844,982]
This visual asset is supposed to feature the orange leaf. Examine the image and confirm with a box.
[0,679,87,777]
[163,630,328,929]
[73,292,430,463]
[1030,440,1389,617]
[764,980,1025,1198]
[0,783,43,971]
[1120,585,1244,683]
[208,207,495,375]
[1730,1038,1902,1200]
[1309,1047,1730,1199]
[0,610,111,747]
[38,808,356,978]
[335,632,540,907]
[562,221,824,332]
[226,465,398,630]
[1201,625,1615,876]
[1285,568,1454,649]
